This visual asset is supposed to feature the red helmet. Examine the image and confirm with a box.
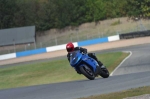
[66,42,74,52]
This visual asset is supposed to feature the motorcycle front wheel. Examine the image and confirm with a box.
[79,65,95,80]
[99,66,109,78]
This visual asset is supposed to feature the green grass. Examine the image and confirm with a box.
[79,86,150,99]
[0,52,129,90]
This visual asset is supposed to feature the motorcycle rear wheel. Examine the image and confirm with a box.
[79,65,95,80]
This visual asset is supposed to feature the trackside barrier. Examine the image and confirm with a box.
[0,53,16,61]
[16,48,46,57]
[119,30,150,39]
[46,42,78,52]
[0,35,120,60]
[77,37,108,47]
[108,35,120,42]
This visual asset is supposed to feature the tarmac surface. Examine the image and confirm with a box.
[0,43,150,99]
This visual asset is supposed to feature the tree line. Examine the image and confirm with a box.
[0,0,150,31]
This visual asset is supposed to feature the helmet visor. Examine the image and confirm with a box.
[67,47,73,52]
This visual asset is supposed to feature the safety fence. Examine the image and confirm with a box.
[1,18,150,55]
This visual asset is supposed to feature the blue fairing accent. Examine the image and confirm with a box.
[70,51,82,66]
[81,55,97,72]
[70,51,98,73]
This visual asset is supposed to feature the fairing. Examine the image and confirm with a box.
[70,51,98,73]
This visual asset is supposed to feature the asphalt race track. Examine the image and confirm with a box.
[0,44,150,99]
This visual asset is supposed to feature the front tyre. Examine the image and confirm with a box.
[99,66,109,78]
[79,65,95,80]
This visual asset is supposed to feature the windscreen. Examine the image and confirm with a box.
[70,51,82,66]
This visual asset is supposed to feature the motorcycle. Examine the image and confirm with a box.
[70,50,109,80]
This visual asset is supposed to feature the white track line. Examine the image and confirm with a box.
[110,51,132,76]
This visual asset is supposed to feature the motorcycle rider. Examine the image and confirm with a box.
[66,42,104,74]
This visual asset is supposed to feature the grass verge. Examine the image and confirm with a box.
[79,86,150,99]
[0,52,129,90]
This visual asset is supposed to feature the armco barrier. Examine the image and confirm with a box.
[0,53,16,61]
[119,30,150,39]
[78,37,108,46]
[16,48,46,57]
[108,35,120,42]
[46,42,78,52]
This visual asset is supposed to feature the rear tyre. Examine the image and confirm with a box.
[79,65,95,80]
[99,66,109,78]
